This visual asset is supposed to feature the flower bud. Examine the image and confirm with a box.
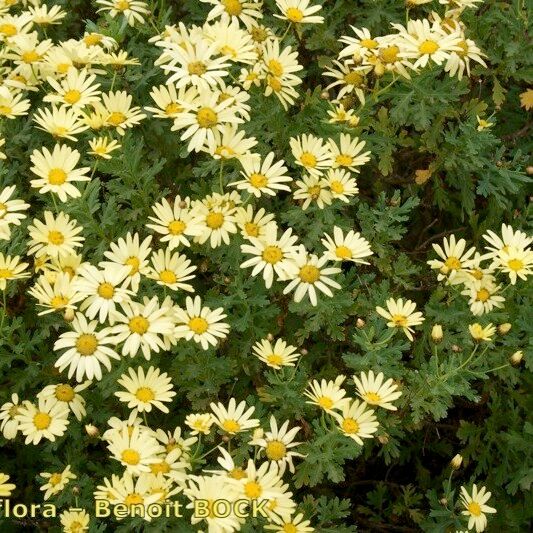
[526,166,533,175]
[300,348,308,356]
[72,486,80,495]
[374,62,385,77]
[222,435,230,443]
[85,424,99,437]
[266,333,274,342]
[450,454,463,470]
[63,308,75,322]
[356,318,365,328]
[320,90,330,100]
[377,434,389,444]
[510,350,523,366]
[431,324,443,343]
[498,323,512,335]
[439,497,448,506]
[451,344,462,353]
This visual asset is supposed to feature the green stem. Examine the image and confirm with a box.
[0,289,6,330]
[485,363,511,374]
[219,160,225,193]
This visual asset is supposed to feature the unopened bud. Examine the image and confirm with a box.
[526,166,533,175]
[72,486,80,495]
[221,435,230,443]
[498,323,512,335]
[356,318,365,328]
[63,308,75,322]
[510,350,523,366]
[377,434,389,444]
[251,428,264,440]
[439,498,448,506]
[300,348,308,356]
[374,63,385,77]
[266,333,274,342]
[85,424,99,437]
[320,90,330,100]
[451,344,462,352]
[431,324,443,343]
[179,200,188,208]
[450,453,463,470]
[224,277,231,284]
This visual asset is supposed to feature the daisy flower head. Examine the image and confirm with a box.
[332,399,379,445]
[29,144,91,202]
[202,123,258,161]
[265,513,314,532]
[482,223,532,257]
[376,297,425,341]
[28,272,84,315]
[461,277,505,316]
[39,465,76,500]
[45,68,101,108]
[304,375,349,413]
[234,205,276,240]
[38,381,90,421]
[54,313,121,382]
[0,185,30,240]
[145,83,190,120]
[185,413,215,435]
[231,151,292,197]
[0,253,30,290]
[200,0,263,30]
[60,509,89,533]
[339,26,381,62]
[147,248,196,292]
[210,398,260,434]
[95,0,149,27]
[264,70,302,110]
[111,297,175,359]
[147,196,203,249]
[75,264,134,324]
[324,168,359,202]
[253,416,304,474]
[0,474,15,497]
[33,104,89,141]
[27,211,84,259]
[261,38,303,77]
[293,174,332,210]
[115,365,176,414]
[323,60,369,103]
[174,295,230,350]
[82,32,118,50]
[193,195,239,248]
[444,37,486,80]
[240,223,300,288]
[492,247,533,285]
[459,484,497,532]
[96,90,146,135]
[328,133,371,173]
[290,134,333,177]
[321,226,373,264]
[274,0,324,24]
[0,393,22,439]
[16,397,69,445]
[468,323,496,342]
[203,18,258,64]
[353,370,402,410]
[0,85,31,118]
[0,12,33,43]
[88,136,122,159]
[427,234,477,283]
[327,102,360,126]
[253,337,300,369]
[100,232,152,292]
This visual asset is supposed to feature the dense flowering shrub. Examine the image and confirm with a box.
[0,0,531,531]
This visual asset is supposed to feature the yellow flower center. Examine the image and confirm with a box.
[222,0,242,16]
[0,268,13,278]
[335,154,353,166]
[206,212,224,229]
[250,26,268,42]
[196,107,218,128]
[335,246,352,259]
[0,24,17,36]
[49,473,63,486]
[265,440,286,460]
[476,289,490,302]
[286,7,304,22]
[33,412,51,430]
[76,334,98,355]
[262,245,283,264]
[267,354,283,366]
[115,0,131,11]
[360,38,378,49]
[0,202,6,216]
[444,256,461,270]
[57,63,71,74]
[150,461,170,474]
[168,219,186,235]
[299,264,320,283]
[317,396,333,409]
[283,525,298,533]
[165,102,182,116]
[268,76,282,92]
[299,152,317,167]
[457,40,469,58]
[188,316,209,334]
[249,173,268,188]
[363,392,382,403]
[159,269,177,284]
[0,105,12,115]
[344,71,363,86]
[125,256,140,275]
[470,268,483,280]
[129,316,149,334]
[342,417,360,434]
[222,419,241,433]
[64,89,81,104]
[97,282,115,299]
[244,481,262,499]
[21,50,40,63]
[330,180,345,194]
[391,314,408,327]
[124,493,144,506]
[268,59,284,77]
[220,45,237,58]
[419,40,439,55]
[48,168,67,185]
[244,222,259,237]
[507,258,524,272]
[121,448,140,465]
[380,45,399,63]
[188,61,207,76]
[229,468,247,480]
[48,230,65,245]
[55,384,75,402]
[468,501,482,517]
[135,387,155,402]
[107,111,126,126]
[84,34,102,46]
[50,295,68,309]
[70,522,83,533]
